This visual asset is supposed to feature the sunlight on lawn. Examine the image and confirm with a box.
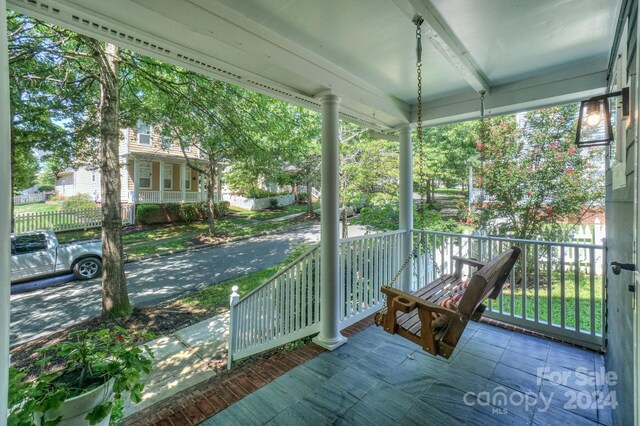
[491,272,603,334]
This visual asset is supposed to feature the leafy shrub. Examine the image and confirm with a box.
[296,192,308,203]
[269,198,279,210]
[38,185,55,192]
[164,203,181,219]
[48,194,68,203]
[136,204,162,224]
[244,188,290,199]
[194,200,230,219]
[355,203,461,234]
[65,193,97,210]
[179,203,198,222]
[215,201,230,217]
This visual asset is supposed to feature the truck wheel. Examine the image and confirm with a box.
[73,257,102,280]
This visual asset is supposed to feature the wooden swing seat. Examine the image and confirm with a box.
[375,246,521,359]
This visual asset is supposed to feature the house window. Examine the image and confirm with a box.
[164,164,173,190]
[138,161,152,189]
[161,136,172,150]
[185,171,191,190]
[137,122,152,146]
[91,172,96,183]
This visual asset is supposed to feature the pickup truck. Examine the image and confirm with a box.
[10,230,102,283]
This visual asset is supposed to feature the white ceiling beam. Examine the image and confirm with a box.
[415,61,607,126]
[392,0,491,95]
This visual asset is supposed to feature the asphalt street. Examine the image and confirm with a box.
[10,222,367,346]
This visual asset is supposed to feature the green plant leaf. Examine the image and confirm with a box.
[130,383,145,403]
[86,401,113,425]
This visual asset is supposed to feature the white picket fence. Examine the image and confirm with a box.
[14,205,135,233]
[13,192,55,205]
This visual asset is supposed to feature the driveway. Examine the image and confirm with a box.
[10,222,368,345]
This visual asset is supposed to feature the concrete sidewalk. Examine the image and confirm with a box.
[124,312,230,417]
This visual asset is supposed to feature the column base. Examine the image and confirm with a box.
[313,333,348,351]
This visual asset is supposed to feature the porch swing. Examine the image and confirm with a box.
[374,17,521,359]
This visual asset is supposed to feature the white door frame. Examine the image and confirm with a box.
[634,3,640,424]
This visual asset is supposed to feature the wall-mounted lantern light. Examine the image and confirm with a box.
[575,87,629,147]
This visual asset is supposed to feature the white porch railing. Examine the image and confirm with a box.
[228,230,405,365]
[228,228,605,366]
[311,187,321,200]
[14,205,134,233]
[132,191,208,203]
[412,230,605,350]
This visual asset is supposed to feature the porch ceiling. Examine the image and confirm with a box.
[9,0,622,130]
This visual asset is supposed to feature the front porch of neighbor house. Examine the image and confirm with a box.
[123,154,217,204]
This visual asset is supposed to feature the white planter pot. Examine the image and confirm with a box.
[36,378,115,426]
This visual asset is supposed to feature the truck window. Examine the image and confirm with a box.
[13,234,48,254]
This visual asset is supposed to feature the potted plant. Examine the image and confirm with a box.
[8,326,153,425]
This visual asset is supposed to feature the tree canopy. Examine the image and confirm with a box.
[473,105,604,240]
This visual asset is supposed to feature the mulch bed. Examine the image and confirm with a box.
[10,302,210,378]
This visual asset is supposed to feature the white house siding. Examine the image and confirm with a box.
[55,173,75,196]
[73,167,101,201]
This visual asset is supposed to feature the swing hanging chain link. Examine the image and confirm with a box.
[380,18,425,307]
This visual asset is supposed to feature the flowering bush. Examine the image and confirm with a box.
[474,105,604,240]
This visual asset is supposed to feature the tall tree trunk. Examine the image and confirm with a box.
[94,41,131,318]
[306,179,313,215]
[207,159,217,236]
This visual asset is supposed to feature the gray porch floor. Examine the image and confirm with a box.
[202,322,613,425]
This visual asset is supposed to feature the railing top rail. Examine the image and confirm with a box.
[236,243,320,305]
[340,229,406,244]
[411,229,604,249]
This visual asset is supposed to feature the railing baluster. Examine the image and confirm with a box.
[345,241,355,317]
[590,248,596,336]
[547,245,553,326]
[522,244,527,319]
[315,249,320,322]
[560,245,566,330]
[534,244,539,323]
[574,246,580,332]
[307,255,313,326]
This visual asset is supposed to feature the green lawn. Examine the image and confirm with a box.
[176,265,279,315]
[229,202,319,220]
[14,203,61,214]
[56,216,301,258]
[491,271,603,334]
[433,188,466,196]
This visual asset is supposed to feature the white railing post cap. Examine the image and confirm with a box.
[230,285,240,306]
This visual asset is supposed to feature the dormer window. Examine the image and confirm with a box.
[137,122,152,146]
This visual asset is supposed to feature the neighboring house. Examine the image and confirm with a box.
[55,122,213,204]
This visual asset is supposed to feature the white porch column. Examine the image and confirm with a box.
[159,159,165,203]
[180,163,186,202]
[1,1,12,420]
[313,92,347,350]
[133,158,139,203]
[398,124,413,292]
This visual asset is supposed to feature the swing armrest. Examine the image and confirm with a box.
[381,287,458,317]
[452,256,485,277]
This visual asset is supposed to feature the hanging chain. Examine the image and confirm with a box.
[413,16,441,278]
[414,16,426,232]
